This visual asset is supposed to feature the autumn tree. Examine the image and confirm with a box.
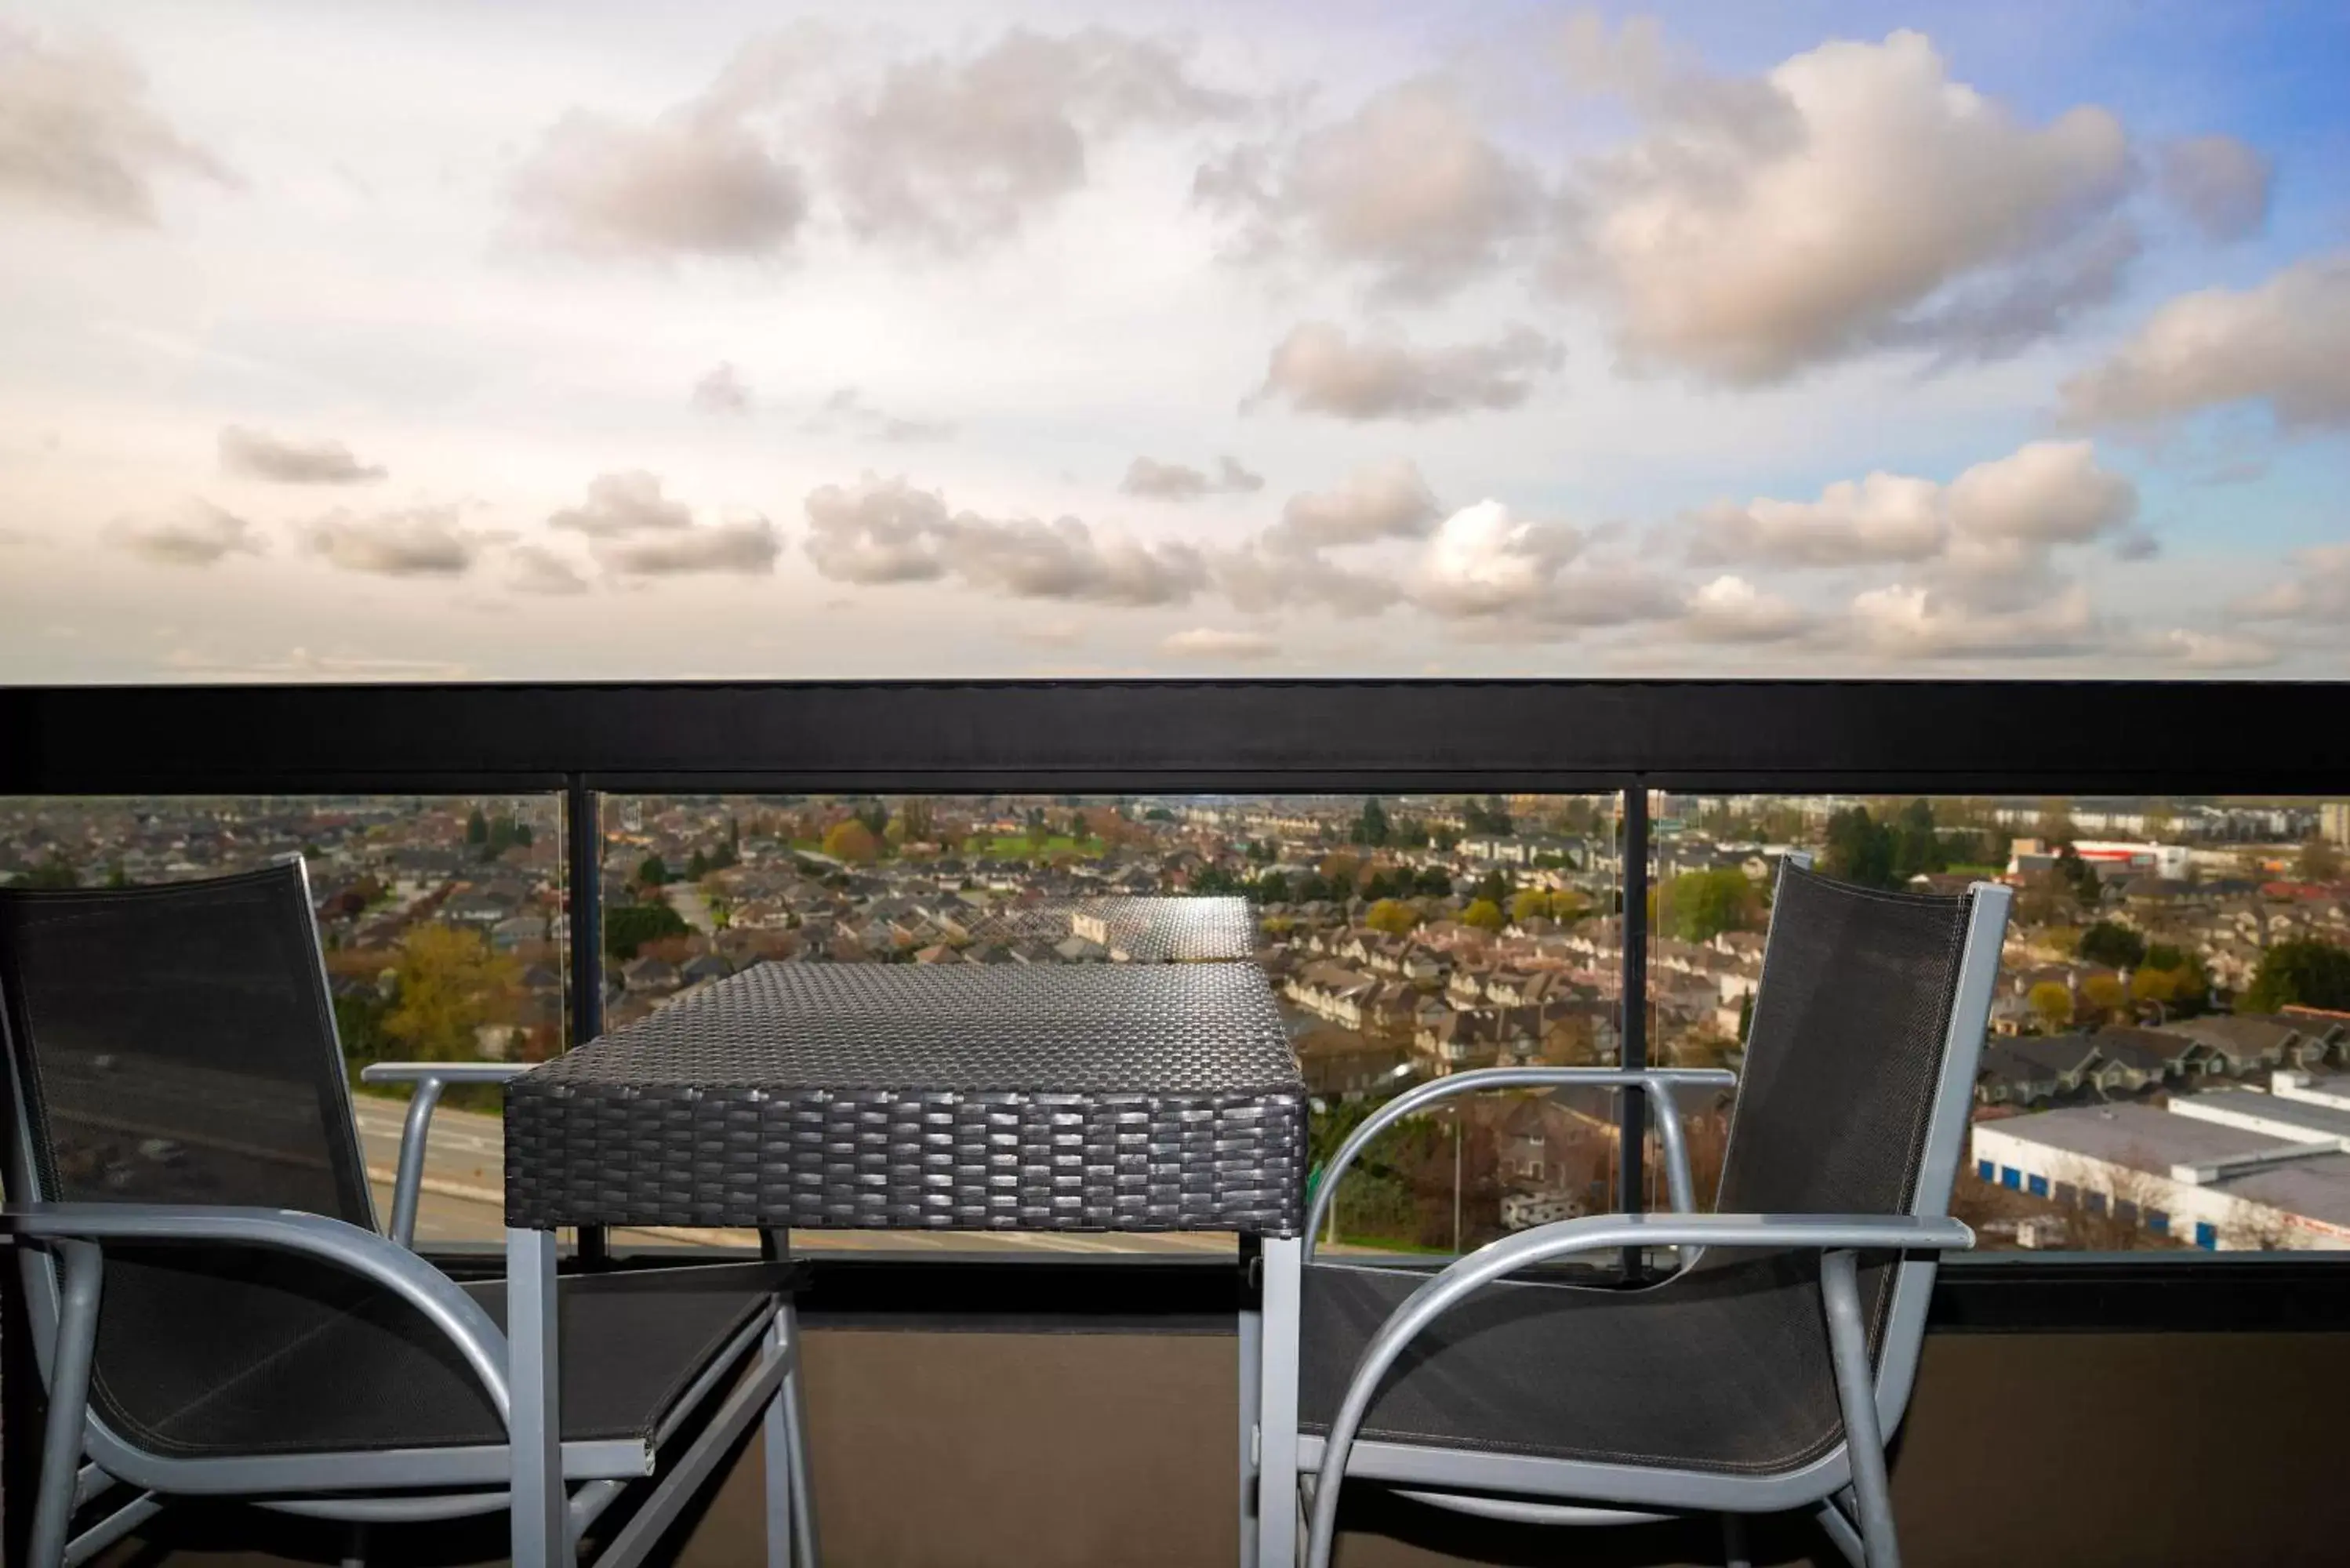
[2079,973,2128,1022]
[384,925,518,1063]
[823,818,881,864]
[2029,981,2075,1033]
[1461,898,1506,933]
[1509,889,1553,925]
[1365,898,1418,936]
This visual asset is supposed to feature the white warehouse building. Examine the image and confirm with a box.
[1970,1074,2350,1251]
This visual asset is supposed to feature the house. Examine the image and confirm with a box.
[2154,1014,2341,1076]
[1285,963,1378,1030]
[621,956,680,993]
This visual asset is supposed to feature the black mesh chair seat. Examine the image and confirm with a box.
[88,1259,783,1460]
[1300,1252,1861,1475]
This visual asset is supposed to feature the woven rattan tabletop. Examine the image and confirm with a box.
[504,961,1307,1235]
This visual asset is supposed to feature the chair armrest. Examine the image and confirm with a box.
[360,1062,532,1250]
[361,1062,534,1085]
[1301,1209,1970,1568]
[1,1203,511,1426]
[1304,1067,1738,1257]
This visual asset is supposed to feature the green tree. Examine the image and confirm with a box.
[1822,808,1898,889]
[686,848,710,880]
[1353,797,1392,848]
[2242,939,2350,1014]
[1252,871,1292,904]
[1663,867,1762,942]
[2077,920,2148,970]
[636,853,670,887]
[2295,837,2343,882]
[465,807,489,846]
[1365,898,1418,935]
[2055,843,2103,906]
[104,859,130,889]
[1461,898,1505,933]
[604,901,689,960]
[1891,798,1948,880]
[2028,981,2075,1033]
[383,925,517,1062]
[1412,866,1453,898]
[22,854,77,889]
[823,818,881,863]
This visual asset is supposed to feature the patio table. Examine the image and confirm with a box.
[500,959,1309,1567]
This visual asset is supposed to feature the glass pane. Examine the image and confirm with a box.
[602,792,1623,1256]
[0,793,567,1247]
[1651,793,2350,1251]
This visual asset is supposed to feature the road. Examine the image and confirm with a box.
[350,1092,1240,1255]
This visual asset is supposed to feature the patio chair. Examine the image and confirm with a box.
[0,858,818,1568]
[1291,864,2011,1568]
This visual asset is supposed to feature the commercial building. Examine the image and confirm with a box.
[1970,1075,2350,1250]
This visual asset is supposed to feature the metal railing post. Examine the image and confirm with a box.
[1619,782,1650,1276]
[565,775,608,1266]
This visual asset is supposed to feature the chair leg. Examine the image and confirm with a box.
[763,1308,791,1568]
[775,1301,819,1567]
[31,1242,104,1568]
[341,1520,369,1568]
[1821,1250,1900,1568]
[1720,1512,1751,1568]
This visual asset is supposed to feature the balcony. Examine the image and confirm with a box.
[5,679,2350,1567]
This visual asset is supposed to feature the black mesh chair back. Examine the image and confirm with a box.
[0,862,372,1221]
[0,862,417,1460]
[1714,863,1972,1225]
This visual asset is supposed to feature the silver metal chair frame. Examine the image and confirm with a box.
[1280,877,2012,1568]
[0,857,820,1568]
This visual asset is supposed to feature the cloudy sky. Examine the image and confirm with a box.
[3,1,2347,682]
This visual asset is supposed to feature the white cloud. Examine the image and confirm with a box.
[1252,322,1561,420]
[303,506,494,577]
[0,23,234,225]
[828,28,1240,252]
[946,516,1205,607]
[1212,539,1402,617]
[1687,440,2136,601]
[218,426,386,485]
[2234,543,2350,622]
[594,517,780,576]
[509,544,590,596]
[2158,134,2271,242]
[805,387,955,445]
[1275,459,1439,546]
[1120,455,1263,501]
[1161,626,1277,659]
[2060,252,2350,429]
[1197,75,1536,299]
[511,94,807,260]
[1679,574,1811,643]
[549,471,695,536]
[1553,27,2134,383]
[802,475,1204,604]
[1411,499,1581,619]
[692,362,752,414]
[105,499,263,566]
[1690,474,1944,568]
[1847,582,2098,659]
[2143,628,2278,670]
[802,474,953,584]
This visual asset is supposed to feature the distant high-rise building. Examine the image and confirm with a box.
[2324,801,2350,847]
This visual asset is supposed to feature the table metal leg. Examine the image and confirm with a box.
[1238,1283,1261,1568]
[507,1226,565,1568]
[1255,1236,1301,1568]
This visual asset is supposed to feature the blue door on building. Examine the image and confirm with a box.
[2028,1174,2048,1198]
[2194,1221,2217,1250]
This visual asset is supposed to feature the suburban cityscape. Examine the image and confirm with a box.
[4,792,2348,1256]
